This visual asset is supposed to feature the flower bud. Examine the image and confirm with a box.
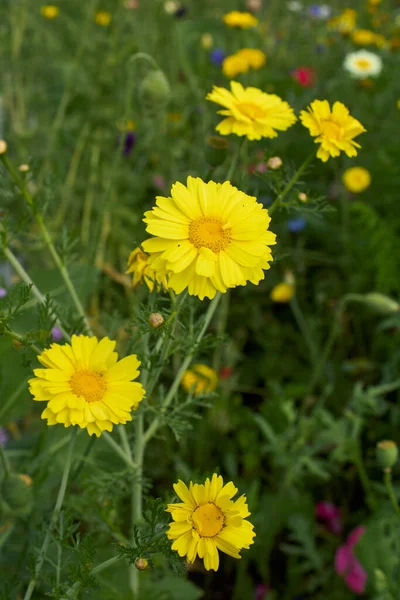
[148,312,164,329]
[18,164,29,172]
[201,33,214,49]
[0,474,33,518]
[267,156,282,170]
[205,136,229,168]
[376,440,398,470]
[298,192,307,202]
[135,557,149,570]
[362,293,399,315]
[139,70,171,111]
[374,569,389,593]
[0,140,7,155]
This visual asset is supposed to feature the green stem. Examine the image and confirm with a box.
[0,445,10,476]
[212,290,230,372]
[143,293,222,446]
[63,555,124,599]
[384,468,400,515]
[102,432,137,470]
[268,151,315,215]
[354,441,376,511]
[226,139,246,182]
[23,428,77,600]
[130,414,144,597]
[4,327,41,355]
[371,380,400,397]
[0,380,26,422]
[290,294,318,366]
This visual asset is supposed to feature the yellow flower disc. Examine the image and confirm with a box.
[166,473,255,571]
[29,335,145,436]
[342,166,371,193]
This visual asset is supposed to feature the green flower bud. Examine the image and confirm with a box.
[139,70,171,111]
[376,440,398,470]
[0,474,33,518]
[363,293,399,315]
[205,136,229,168]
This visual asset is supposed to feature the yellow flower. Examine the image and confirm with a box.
[368,0,383,5]
[41,5,59,18]
[222,49,266,78]
[328,9,357,33]
[201,33,214,49]
[29,335,145,437]
[352,29,377,45]
[342,166,371,193]
[300,100,366,162]
[126,247,168,292]
[223,11,258,28]
[181,364,218,396]
[166,473,255,571]
[397,100,400,110]
[142,176,276,300]
[95,10,111,26]
[206,81,297,141]
[270,282,295,302]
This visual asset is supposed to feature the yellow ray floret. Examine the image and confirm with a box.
[300,99,366,162]
[166,473,255,571]
[141,176,277,301]
[206,81,297,141]
[29,335,145,436]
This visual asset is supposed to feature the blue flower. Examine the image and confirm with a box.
[287,217,306,232]
[308,4,331,19]
[210,49,226,66]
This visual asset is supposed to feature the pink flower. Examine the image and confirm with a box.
[290,66,316,87]
[152,174,166,190]
[255,584,269,600]
[335,526,367,595]
[316,502,342,534]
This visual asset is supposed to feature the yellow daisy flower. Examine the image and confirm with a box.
[181,364,218,396]
[126,247,168,292]
[41,5,59,18]
[166,473,255,571]
[351,29,377,45]
[206,81,297,141]
[222,49,266,78]
[222,10,258,28]
[141,176,277,301]
[95,10,111,26]
[342,166,371,193]
[29,335,145,437]
[328,8,357,33]
[300,100,366,162]
[270,282,295,302]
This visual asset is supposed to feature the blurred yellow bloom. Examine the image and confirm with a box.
[126,247,168,291]
[328,9,356,33]
[95,10,111,26]
[223,10,258,28]
[342,167,371,193]
[181,364,218,396]
[270,282,295,302]
[206,81,296,141]
[222,49,266,78]
[368,0,383,5]
[397,100,400,110]
[41,5,59,18]
[300,100,366,162]
[201,33,214,49]
[352,29,377,45]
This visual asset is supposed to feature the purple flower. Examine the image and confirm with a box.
[210,49,226,66]
[316,501,342,534]
[0,287,7,298]
[335,526,367,595]
[308,4,331,18]
[51,326,63,341]
[122,131,136,156]
[287,217,306,232]
[0,427,8,447]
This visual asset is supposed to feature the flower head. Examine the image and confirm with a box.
[316,502,342,534]
[290,66,316,87]
[210,49,226,66]
[335,526,367,594]
[51,326,63,341]
[166,473,255,570]
[181,364,218,396]
[95,11,111,26]
[206,81,297,141]
[142,176,276,300]
[126,247,168,292]
[343,50,382,78]
[29,335,145,437]
[270,282,295,302]
[222,49,266,78]
[300,100,366,162]
[342,167,371,193]
[41,5,59,18]
[328,9,357,33]
[223,11,258,28]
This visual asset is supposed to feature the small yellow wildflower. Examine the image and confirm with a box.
[41,5,59,18]
[181,364,218,396]
[352,29,377,45]
[328,9,357,34]
[167,473,255,571]
[222,49,266,78]
[270,282,295,302]
[300,100,366,162]
[126,247,168,292]
[342,167,371,193]
[95,11,111,26]
[223,11,258,28]
[201,33,214,49]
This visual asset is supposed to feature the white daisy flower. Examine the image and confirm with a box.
[343,49,383,79]
[287,1,303,12]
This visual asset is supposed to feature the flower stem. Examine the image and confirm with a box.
[4,327,41,355]
[268,151,315,215]
[0,445,10,477]
[226,139,246,182]
[103,432,137,470]
[62,555,124,598]
[384,468,400,515]
[23,428,77,600]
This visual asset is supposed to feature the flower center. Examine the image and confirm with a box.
[70,370,107,402]
[189,217,231,253]
[192,503,224,537]
[236,102,265,120]
[321,120,341,140]
[355,58,371,70]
